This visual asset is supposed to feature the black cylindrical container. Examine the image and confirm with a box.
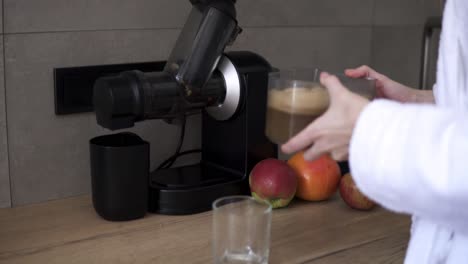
[90,132,149,221]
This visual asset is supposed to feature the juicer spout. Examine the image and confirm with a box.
[164,0,242,101]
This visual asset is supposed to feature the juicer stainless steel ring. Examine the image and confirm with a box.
[206,56,241,121]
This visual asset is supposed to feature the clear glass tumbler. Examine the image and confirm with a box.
[265,68,376,145]
[212,196,272,264]
[265,68,329,144]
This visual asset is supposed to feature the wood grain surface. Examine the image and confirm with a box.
[0,195,411,264]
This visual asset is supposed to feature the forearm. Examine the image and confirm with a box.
[410,89,435,104]
[380,80,435,104]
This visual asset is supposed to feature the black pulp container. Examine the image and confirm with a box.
[90,132,149,221]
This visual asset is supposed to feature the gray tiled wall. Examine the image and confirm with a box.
[0,2,3,33]
[5,30,202,206]
[0,34,9,208]
[4,0,374,33]
[231,27,372,72]
[374,0,442,26]
[370,0,443,88]
[0,0,9,208]
[236,0,374,27]
[0,0,442,207]
[4,0,190,32]
[371,26,425,88]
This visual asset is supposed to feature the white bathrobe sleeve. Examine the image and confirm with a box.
[349,0,468,235]
[349,100,468,233]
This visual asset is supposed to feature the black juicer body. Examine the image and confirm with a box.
[150,51,276,215]
[92,0,277,217]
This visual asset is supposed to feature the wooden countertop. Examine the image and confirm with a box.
[0,195,410,264]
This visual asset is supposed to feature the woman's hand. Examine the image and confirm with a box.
[281,72,369,161]
[346,65,434,104]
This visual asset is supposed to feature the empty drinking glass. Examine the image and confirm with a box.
[212,196,272,264]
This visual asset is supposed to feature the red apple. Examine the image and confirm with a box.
[339,173,376,210]
[288,152,341,201]
[249,159,298,209]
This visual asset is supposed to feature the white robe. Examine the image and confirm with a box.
[349,0,468,263]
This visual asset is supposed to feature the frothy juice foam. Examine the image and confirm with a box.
[265,85,330,144]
